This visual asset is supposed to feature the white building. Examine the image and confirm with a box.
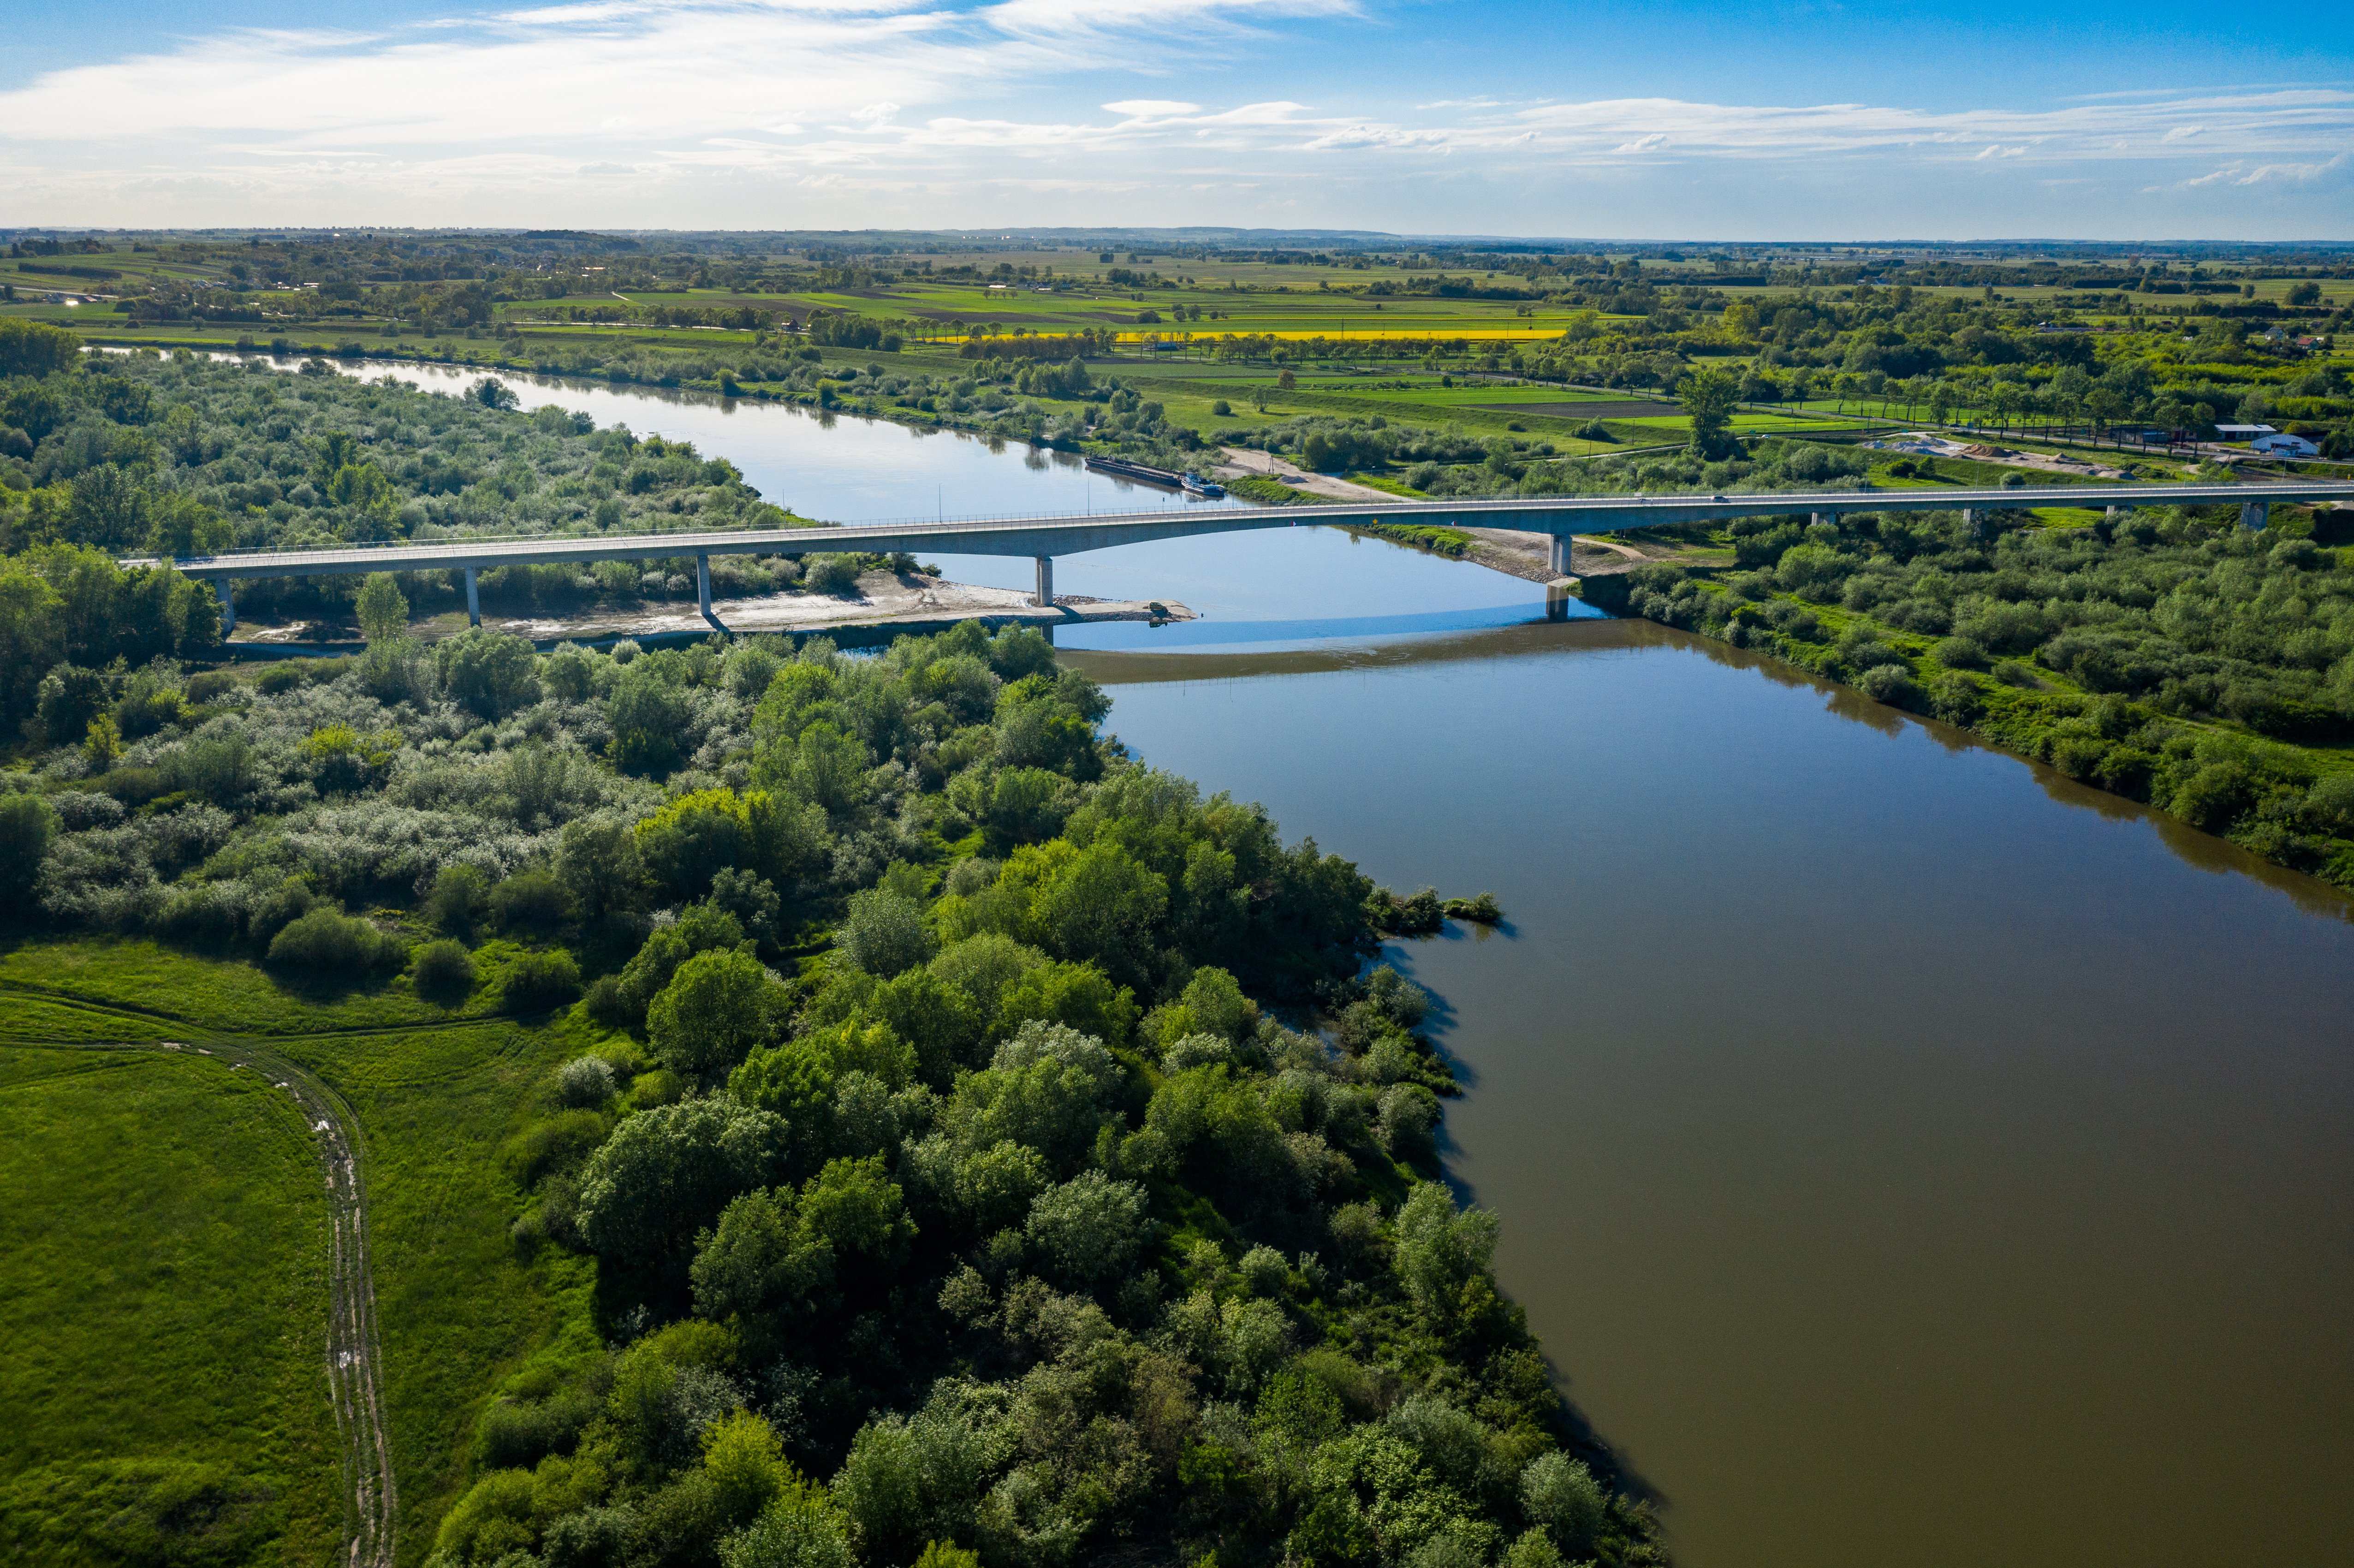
[2250,432,2319,457]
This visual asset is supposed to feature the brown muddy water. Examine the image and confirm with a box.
[1071,620,2354,1568]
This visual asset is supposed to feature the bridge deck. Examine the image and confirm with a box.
[136,481,2354,582]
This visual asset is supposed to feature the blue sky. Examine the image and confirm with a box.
[2,0,2348,237]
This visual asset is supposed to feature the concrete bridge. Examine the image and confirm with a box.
[140,480,2354,635]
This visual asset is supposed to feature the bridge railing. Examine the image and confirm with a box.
[132,479,2354,576]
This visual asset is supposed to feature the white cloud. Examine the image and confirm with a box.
[0,2,2347,228]
[1499,90,2350,161]
[2232,152,2348,184]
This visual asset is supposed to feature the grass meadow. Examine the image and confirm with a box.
[0,940,599,1567]
[0,1044,339,1567]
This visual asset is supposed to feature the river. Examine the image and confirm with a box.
[1070,625,2354,1568]
[282,356,2354,1564]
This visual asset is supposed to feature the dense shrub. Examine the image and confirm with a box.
[267,907,402,972]
[503,949,582,1010]
[411,938,478,1004]
[490,869,571,931]
[556,1055,618,1108]
[0,791,55,906]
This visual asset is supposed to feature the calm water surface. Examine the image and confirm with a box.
[309,357,1550,647]
[285,357,2354,1562]
[1069,626,2354,1568]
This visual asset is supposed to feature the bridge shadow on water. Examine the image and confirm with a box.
[1063,600,1589,650]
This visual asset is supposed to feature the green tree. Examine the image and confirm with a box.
[636,787,829,903]
[838,889,931,977]
[0,319,77,378]
[1520,1452,1605,1557]
[1393,1181,1499,1319]
[610,661,694,776]
[648,948,784,1079]
[576,1096,791,1262]
[355,573,409,644]
[145,493,234,559]
[704,1410,799,1526]
[692,1185,837,1324]
[0,564,65,729]
[0,793,56,909]
[557,817,648,919]
[833,1406,994,1566]
[324,460,398,517]
[1024,1169,1148,1284]
[65,466,153,550]
[1678,367,1740,457]
[718,1495,855,1568]
[434,629,540,717]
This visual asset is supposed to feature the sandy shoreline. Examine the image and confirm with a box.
[227,567,1193,650]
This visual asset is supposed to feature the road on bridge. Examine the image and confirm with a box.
[131,478,2354,630]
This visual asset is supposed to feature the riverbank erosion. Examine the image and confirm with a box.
[1579,501,2354,894]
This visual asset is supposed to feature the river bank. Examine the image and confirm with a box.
[226,566,1190,650]
[1583,546,2354,897]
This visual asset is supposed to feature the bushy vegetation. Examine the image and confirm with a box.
[1595,488,2354,888]
[0,349,826,631]
[3,589,1616,1565]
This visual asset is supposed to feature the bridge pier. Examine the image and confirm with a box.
[2240,501,2270,531]
[1547,534,1570,576]
[464,567,480,626]
[1962,507,1985,540]
[1034,556,1054,609]
[1812,511,1839,530]
[696,554,727,635]
[219,580,235,638]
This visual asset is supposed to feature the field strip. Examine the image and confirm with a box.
[0,1025,398,1568]
[0,976,529,1043]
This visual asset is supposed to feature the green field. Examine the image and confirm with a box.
[0,1044,338,1568]
[0,941,598,1568]
[22,230,2338,477]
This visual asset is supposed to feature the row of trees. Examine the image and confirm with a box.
[1602,489,2354,888]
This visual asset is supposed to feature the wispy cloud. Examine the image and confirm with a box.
[0,0,2348,227]
[2178,152,2349,188]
